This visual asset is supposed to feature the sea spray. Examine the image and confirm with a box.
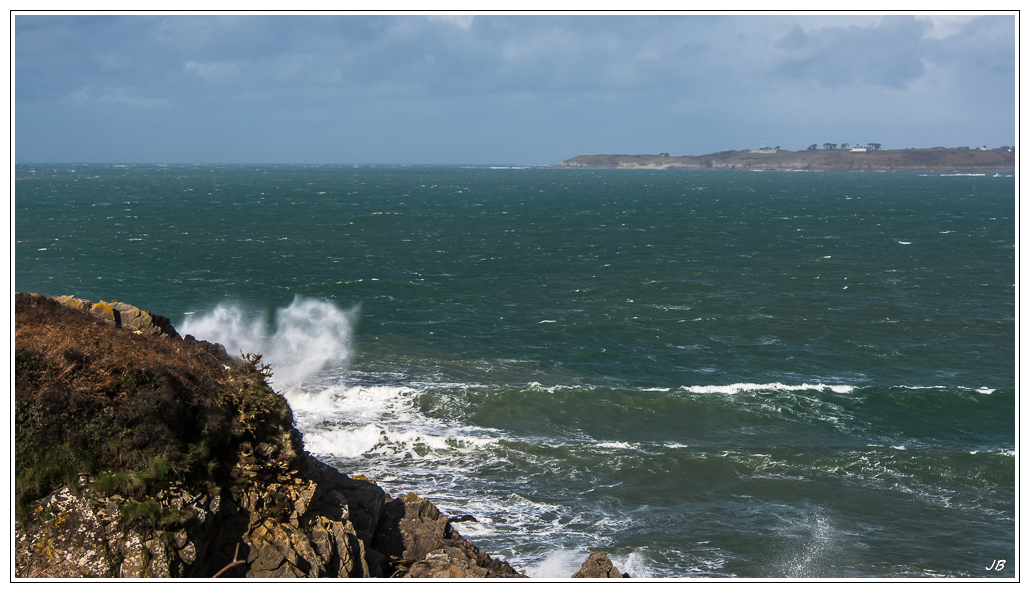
[179,296,356,389]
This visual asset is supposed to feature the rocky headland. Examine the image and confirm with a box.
[14,291,626,579]
[556,147,1015,171]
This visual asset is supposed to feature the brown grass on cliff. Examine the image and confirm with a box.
[14,292,298,524]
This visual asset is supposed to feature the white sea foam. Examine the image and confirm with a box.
[282,384,416,419]
[679,382,855,395]
[523,548,590,578]
[596,441,635,450]
[526,382,589,393]
[286,381,501,459]
[774,512,846,578]
[180,296,356,389]
[901,385,1000,395]
[304,424,383,458]
[379,428,499,453]
[971,449,1017,457]
[611,550,653,578]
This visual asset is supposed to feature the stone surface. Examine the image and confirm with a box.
[372,492,525,578]
[109,301,180,339]
[14,445,524,578]
[571,552,628,578]
[53,294,182,340]
[14,292,528,579]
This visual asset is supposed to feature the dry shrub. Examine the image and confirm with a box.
[14,292,299,522]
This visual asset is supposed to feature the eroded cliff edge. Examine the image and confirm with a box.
[13,291,531,578]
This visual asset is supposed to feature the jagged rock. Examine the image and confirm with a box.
[109,301,180,339]
[305,458,388,543]
[14,444,521,578]
[183,334,240,365]
[14,291,524,579]
[572,552,628,578]
[52,294,181,340]
[372,492,525,578]
[406,549,492,578]
[16,456,416,577]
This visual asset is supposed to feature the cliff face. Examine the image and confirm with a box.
[13,292,526,578]
[556,148,1015,171]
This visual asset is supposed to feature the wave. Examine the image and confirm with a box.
[678,382,856,395]
[521,548,652,578]
[179,296,357,389]
[279,381,503,462]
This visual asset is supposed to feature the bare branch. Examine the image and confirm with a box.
[212,543,246,578]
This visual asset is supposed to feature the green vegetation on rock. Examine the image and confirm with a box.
[14,292,300,524]
[14,291,537,578]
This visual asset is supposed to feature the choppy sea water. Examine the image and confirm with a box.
[15,164,1015,578]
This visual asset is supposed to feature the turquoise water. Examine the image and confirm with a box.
[15,164,1015,578]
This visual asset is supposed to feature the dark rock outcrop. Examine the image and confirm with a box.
[571,552,629,578]
[15,451,519,578]
[373,492,523,578]
[54,294,181,340]
[14,291,525,578]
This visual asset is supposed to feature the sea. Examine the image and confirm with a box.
[14,164,1016,579]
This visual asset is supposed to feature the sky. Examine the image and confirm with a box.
[14,12,1017,165]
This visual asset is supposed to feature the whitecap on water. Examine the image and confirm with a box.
[303,424,383,458]
[523,548,590,578]
[679,382,855,395]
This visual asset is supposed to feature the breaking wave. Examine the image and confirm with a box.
[179,295,357,389]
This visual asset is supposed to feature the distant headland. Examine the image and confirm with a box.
[556,146,1015,172]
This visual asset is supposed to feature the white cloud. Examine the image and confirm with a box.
[67,85,168,108]
[765,17,932,89]
[184,60,240,82]
[70,86,90,104]
[917,15,978,39]
[97,87,169,108]
[427,15,474,30]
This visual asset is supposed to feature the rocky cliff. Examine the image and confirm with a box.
[14,291,626,578]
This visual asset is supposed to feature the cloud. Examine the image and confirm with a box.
[97,88,169,108]
[184,60,240,82]
[917,15,977,40]
[68,85,168,108]
[766,17,932,89]
[16,14,1015,164]
[426,15,474,30]
[70,86,90,104]
[922,15,1015,73]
